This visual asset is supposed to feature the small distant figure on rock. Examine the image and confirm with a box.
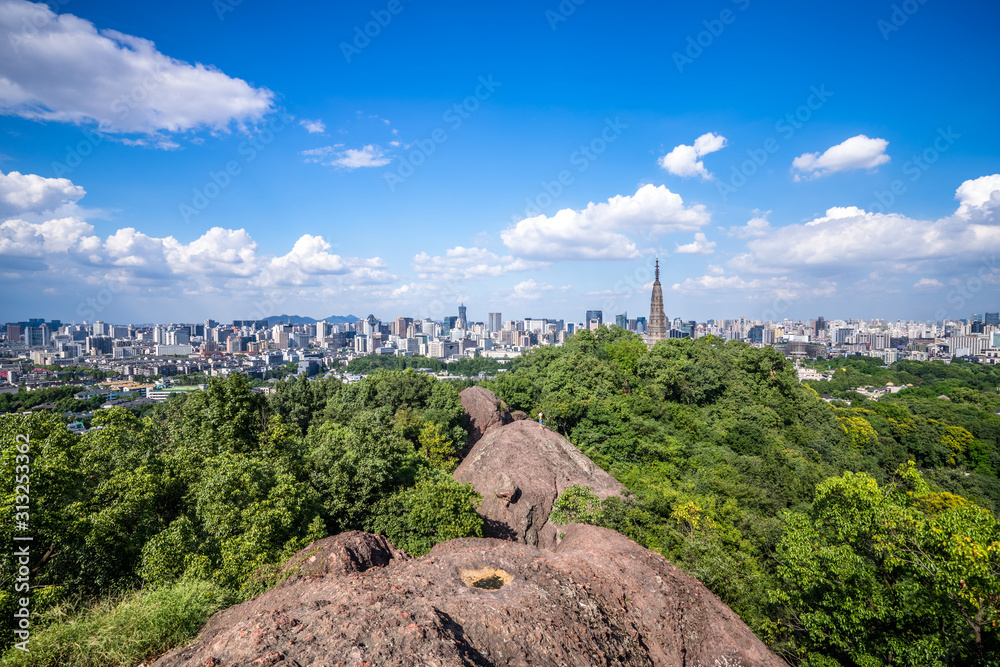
[538,412,543,430]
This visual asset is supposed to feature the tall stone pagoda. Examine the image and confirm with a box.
[647,258,667,348]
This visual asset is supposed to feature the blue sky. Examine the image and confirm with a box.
[2,0,999,325]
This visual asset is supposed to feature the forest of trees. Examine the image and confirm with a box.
[1,328,998,665]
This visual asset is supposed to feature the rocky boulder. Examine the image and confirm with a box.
[280,530,410,578]
[153,525,786,667]
[458,386,512,457]
[453,419,625,549]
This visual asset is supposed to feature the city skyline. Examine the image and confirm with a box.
[1,1,999,323]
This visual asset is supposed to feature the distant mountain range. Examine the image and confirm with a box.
[262,314,360,325]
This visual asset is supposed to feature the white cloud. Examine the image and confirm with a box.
[0,170,85,217]
[723,175,1000,304]
[505,278,553,301]
[0,216,93,259]
[728,211,771,239]
[501,184,710,261]
[1,217,391,290]
[300,119,326,134]
[672,269,805,299]
[791,135,890,180]
[301,144,390,169]
[262,235,393,286]
[0,0,274,137]
[658,132,727,180]
[412,246,547,280]
[674,232,716,255]
[955,174,1000,218]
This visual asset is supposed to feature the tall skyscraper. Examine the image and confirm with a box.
[647,258,667,348]
[585,310,603,328]
[488,312,502,333]
[458,304,467,329]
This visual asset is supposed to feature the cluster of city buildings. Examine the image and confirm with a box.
[3,269,1000,392]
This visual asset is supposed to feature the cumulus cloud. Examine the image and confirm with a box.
[728,212,771,239]
[505,278,553,301]
[719,175,1000,308]
[501,184,710,261]
[301,144,390,169]
[262,235,393,286]
[658,132,727,180]
[0,170,85,217]
[300,119,326,134]
[674,232,716,255]
[955,174,1000,218]
[412,246,547,280]
[791,135,890,180]
[0,216,93,259]
[0,0,274,137]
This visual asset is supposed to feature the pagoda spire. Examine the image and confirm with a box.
[647,257,667,349]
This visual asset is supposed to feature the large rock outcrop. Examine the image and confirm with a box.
[458,386,512,456]
[454,419,625,549]
[153,525,786,667]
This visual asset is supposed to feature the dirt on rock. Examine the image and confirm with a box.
[152,525,786,667]
[454,419,625,549]
[458,386,512,457]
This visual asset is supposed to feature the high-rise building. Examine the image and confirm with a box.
[813,316,827,338]
[457,304,467,329]
[647,259,667,348]
[6,324,23,343]
[615,312,628,329]
[585,310,603,328]
[488,312,502,333]
[986,312,1000,326]
[25,325,50,348]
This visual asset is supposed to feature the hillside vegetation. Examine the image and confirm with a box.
[1,326,998,666]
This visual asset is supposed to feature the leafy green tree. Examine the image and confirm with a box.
[418,421,458,472]
[373,470,483,556]
[774,463,999,665]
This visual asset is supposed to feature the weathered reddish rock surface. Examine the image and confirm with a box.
[153,525,786,667]
[454,419,625,549]
[458,386,512,457]
[280,530,410,578]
